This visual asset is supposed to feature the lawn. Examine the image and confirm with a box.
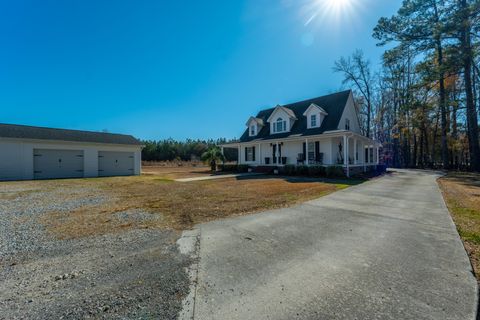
[141,163,216,179]
[0,169,360,318]
[438,172,480,280]
[8,173,359,240]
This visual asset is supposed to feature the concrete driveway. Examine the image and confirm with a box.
[191,169,478,320]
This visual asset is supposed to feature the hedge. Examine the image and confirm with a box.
[219,164,250,173]
[326,166,345,178]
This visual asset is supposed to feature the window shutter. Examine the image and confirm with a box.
[245,147,248,162]
[278,144,282,158]
[315,141,320,161]
[302,142,306,161]
[253,146,256,161]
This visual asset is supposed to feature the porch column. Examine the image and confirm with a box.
[354,138,357,165]
[376,146,380,165]
[258,143,262,165]
[343,135,349,177]
[305,139,309,165]
[237,145,241,164]
[363,143,367,173]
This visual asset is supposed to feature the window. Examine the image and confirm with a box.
[308,142,315,162]
[246,147,255,162]
[250,125,256,136]
[273,117,287,133]
[345,118,350,131]
[311,114,317,128]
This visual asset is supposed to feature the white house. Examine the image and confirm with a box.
[0,123,143,181]
[221,90,380,176]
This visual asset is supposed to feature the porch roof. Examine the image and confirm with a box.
[221,131,381,147]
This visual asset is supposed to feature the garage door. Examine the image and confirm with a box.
[33,149,84,180]
[98,151,134,177]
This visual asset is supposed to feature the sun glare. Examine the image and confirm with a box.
[327,0,352,11]
[303,0,358,26]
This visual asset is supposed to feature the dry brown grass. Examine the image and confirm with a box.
[438,172,480,280]
[38,174,352,240]
[141,165,216,179]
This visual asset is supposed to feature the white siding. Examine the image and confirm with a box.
[268,109,295,134]
[304,108,324,129]
[338,92,362,134]
[0,138,142,181]
[238,138,338,166]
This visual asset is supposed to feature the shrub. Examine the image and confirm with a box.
[219,164,238,172]
[296,165,309,176]
[376,164,387,174]
[326,166,346,178]
[237,165,250,173]
[308,165,326,177]
[284,165,296,175]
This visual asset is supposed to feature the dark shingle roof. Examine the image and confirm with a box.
[240,90,351,142]
[0,123,142,145]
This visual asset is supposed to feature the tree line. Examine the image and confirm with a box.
[334,0,480,171]
[141,138,238,162]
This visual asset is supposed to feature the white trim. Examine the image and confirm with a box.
[302,103,328,116]
[266,105,298,123]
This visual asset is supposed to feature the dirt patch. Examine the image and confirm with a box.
[38,175,349,239]
[438,172,480,280]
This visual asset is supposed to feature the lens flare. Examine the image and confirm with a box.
[303,0,358,26]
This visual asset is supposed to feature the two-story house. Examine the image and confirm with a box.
[221,90,380,176]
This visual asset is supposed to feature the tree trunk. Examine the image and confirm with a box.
[460,0,480,171]
[433,1,450,169]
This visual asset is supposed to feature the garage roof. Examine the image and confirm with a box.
[0,123,142,145]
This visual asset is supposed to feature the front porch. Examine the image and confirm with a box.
[221,132,381,177]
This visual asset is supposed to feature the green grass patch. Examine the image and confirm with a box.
[457,227,480,245]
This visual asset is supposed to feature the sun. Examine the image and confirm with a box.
[326,0,352,11]
[303,0,358,26]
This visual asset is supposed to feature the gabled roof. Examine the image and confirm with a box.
[266,105,298,123]
[302,103,328,116]
[245,117,264,127]
[0,123,143,145]
[240,90,352,142]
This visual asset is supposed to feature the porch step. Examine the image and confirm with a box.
[252,166,277,174]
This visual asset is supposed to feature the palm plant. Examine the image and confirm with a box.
[201,147,225,172]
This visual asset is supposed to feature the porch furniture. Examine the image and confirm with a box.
[264,157,271,165]
[297,153,305,165]
[281,157,287,165]
[314,153,324,165]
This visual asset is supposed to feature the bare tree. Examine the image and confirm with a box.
[333,50,374,138]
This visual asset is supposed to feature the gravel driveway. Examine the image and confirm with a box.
[0,182,192,319]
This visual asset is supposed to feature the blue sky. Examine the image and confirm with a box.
[0,0,402,140]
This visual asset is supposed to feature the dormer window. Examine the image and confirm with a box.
[303,103,327,129]
[246,117,263,137]
[273,117,287,133]
[311,114,317,128]
[345,118,350,130]
[250,125,256,136]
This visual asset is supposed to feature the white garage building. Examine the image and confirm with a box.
[0,123,143,181]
